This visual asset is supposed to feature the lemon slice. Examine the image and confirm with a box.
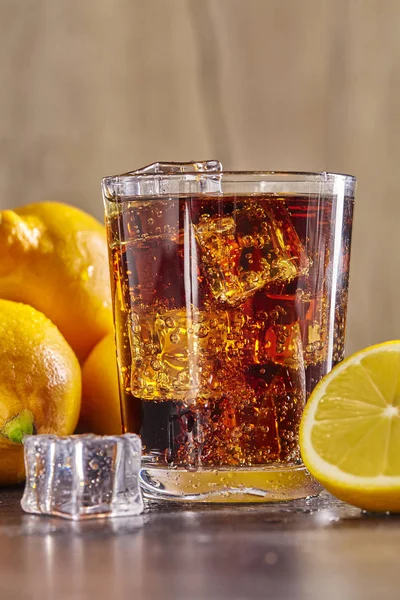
[300,341,400,512]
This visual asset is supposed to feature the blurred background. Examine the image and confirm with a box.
[1,0,399,355]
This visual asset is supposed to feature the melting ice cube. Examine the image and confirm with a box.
[21,434,143,520]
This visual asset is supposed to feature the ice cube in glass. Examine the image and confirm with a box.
[195,201,309,305]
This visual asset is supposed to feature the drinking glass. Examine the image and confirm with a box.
[102,161,355,502]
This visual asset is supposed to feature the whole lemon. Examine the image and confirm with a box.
[0,299,81,485]
[80,333,123,435]
[0,202,113,362]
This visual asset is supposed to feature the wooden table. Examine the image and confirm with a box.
[0,487,398,600]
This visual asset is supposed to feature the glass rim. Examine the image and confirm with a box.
[103,170,356,185]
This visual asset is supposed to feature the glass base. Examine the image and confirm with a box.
[139,463,322,503]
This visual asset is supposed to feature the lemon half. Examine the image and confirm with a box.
[300,341,400,512]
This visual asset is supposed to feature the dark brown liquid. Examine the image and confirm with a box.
[106,194,353,468]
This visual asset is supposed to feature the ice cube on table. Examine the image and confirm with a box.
[195,202,309,305]
[21,434,143,520]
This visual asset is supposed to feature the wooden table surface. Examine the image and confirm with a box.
[0,487,398,600]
